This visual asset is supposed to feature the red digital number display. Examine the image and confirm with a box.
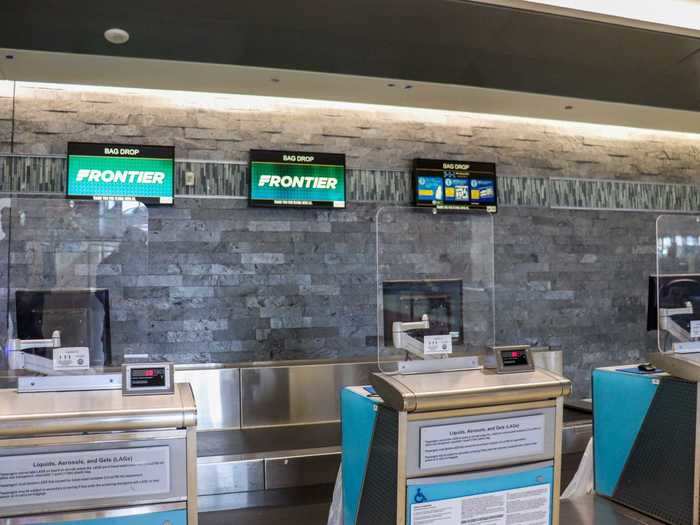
[501,349,530,368]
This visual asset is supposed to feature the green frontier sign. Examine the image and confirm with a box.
[67,142,175,204]
[249,150,346,208]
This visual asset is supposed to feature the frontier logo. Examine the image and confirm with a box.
[258,175,338,190]
[76,169,166,184]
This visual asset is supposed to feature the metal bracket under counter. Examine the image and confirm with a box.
[198,446,341,496]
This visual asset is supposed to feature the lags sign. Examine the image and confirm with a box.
[67,142,175,205]
[249,149,346,209]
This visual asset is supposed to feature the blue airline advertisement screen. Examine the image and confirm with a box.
[414,159,496,212]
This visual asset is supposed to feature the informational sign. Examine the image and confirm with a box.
[691,320,700,339]
[410,484,551,525]
[52,347,90,371]
[67,142,175,204]
[424,335,453,355]
[414,158,497,213]
[420,414,545,470]
[249,149,346,208]
[0,446,170,508]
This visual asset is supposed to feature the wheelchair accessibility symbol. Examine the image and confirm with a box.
[414,488,427,503]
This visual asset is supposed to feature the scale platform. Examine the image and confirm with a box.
[649,352,700,382]
[371,367,572,412]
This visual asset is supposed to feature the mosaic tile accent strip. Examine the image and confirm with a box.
[2,155,700,212]
[381,170,414,203]
[0,156,66,193]
[0,156,8,191]
[176,161,247,197]
[348,169,412,202]
[498,176,548,208]
[550,177,700,212]
[346,168,378,201]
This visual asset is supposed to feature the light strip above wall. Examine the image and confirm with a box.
[6,79,700,144]
[529,0,700,30]
[472,0,700,36]
[3,49,700,135]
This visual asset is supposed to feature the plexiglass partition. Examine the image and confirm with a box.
[3,198,148,374]
[377,207,495,373]
[655,215,700,353]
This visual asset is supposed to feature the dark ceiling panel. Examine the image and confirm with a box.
[1,0,699,110]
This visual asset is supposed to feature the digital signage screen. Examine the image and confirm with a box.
[249,150,346,208]
[66,142,175,205]
[414,158,497,213]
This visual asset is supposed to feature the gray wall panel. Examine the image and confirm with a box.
[0,81,696,396]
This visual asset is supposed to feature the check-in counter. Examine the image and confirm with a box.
[342,367,572,525]
[0,383,198,525]
[0,357,591,522]
[170,358,591,519]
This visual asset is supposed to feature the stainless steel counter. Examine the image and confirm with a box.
[561,496,664,524]
[0,383,199,524]
[371,367,572,412]
[0,382,197,436]
[199,495,664,525]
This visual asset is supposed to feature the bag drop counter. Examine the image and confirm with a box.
[590,215,700,525]
[592,366,698,525]
[341,367,572,525]
[0,383,198,525]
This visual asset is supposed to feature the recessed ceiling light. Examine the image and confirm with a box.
[104,28,130,45]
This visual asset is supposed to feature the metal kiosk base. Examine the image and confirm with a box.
[594,361,700,525]
[0,383,198,525]
[341,367,571,525]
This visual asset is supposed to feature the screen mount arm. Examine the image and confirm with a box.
[7,330,62,375]
[8,330,62,352]
[392,315,430,359]
[660,302,693,344]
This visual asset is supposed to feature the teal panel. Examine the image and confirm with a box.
[342,387,380,525]
[593,368,658,496]
[406,466,554,525]
[40,509,186,525]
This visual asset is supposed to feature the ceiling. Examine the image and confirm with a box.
[0,0,699,131]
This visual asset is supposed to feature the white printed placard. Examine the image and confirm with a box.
[410,483,551,525]
[691,320,700,339]
[423,335,452,355]
[420,414,545,470]
[0,446,170,508]
[53,347,90,370]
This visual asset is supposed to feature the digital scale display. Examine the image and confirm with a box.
[495,346,534,374]
[130,367,167,388]
[501,349,530,367]
[122,362,174,395]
